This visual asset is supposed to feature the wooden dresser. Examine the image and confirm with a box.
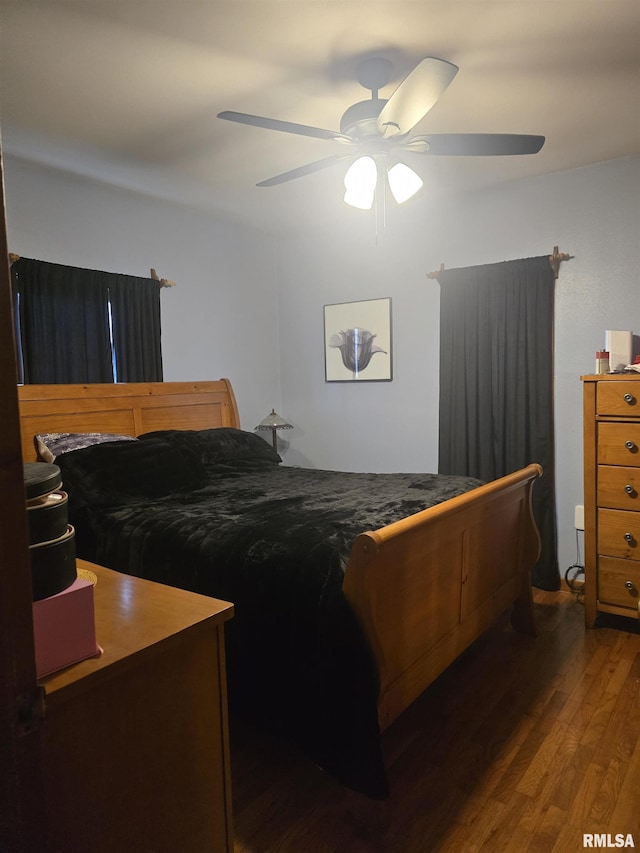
[40,560,234,852]
[582,374,640,627]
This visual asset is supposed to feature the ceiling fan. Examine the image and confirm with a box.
[218,56,545,208]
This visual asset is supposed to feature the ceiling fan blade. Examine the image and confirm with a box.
[218,111,351,142]
[377,57,459,139]
[256,154,352,187]
[409,133,545,156]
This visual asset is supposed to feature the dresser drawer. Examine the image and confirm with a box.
[597,466,640,509]
[597,423,640,466]
[598,555,640,610]
[596,381,640,415]
[598,508,640,558]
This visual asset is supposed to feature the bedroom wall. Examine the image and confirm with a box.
[275,155,640,578]
[2,155,281,432]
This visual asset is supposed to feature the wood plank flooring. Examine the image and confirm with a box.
[231,589,640,852]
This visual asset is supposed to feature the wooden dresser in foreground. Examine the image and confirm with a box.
[583,374,640,627]
[40,560,234,853]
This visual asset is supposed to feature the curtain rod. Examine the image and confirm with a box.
[426,246,574,281]
[8,254,176,287]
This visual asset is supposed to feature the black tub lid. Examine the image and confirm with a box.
[24,462,62,500]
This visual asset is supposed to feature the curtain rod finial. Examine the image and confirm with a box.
[150,268,176,288]
[426,262,445,280]
[549,246,574,279]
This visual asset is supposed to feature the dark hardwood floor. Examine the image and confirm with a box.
[231,589,640,852]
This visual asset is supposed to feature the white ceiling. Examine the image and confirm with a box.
[1,1,639,233]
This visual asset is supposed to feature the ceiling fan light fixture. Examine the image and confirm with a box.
[343,155,377,209]
[387,162,423,204]
[218,57,544,204]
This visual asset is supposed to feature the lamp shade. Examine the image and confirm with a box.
[343,156,377,209]
[255,409,292,431]
[387,162,423,204]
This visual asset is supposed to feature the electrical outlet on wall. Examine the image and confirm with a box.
[575,505,585,530]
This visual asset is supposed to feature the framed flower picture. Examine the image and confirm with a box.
[323,297,392,382]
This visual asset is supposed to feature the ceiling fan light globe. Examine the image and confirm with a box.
[343,156,377,209]
[388,162,423,204]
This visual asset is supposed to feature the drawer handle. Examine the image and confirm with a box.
[624,532,635,543]
[625,484,637,495]
[625,440,638,452]
[625,581,637,592]
[623,393,636,404]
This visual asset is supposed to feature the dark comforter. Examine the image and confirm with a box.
[55,428,482,798]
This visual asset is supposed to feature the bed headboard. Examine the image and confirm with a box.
[17,380,240,462]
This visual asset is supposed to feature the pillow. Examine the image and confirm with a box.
[34,432,137,463]
[54,435,208,507]
[139,427,281,468]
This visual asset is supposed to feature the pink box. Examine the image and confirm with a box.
[33,577,102,678]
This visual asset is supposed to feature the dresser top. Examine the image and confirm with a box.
[581,373,640,381]
[41,560,233,697]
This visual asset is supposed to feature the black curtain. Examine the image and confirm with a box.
[12,258,163,384]
[108,275,163,382]
[438,256,559,590]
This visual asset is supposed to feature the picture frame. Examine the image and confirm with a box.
[323,297,392,382]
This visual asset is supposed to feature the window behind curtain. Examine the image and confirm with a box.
[12,257,163,384]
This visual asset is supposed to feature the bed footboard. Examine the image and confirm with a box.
[342,463,542,731]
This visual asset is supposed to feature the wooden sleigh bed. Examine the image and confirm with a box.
[19,379,542,797]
